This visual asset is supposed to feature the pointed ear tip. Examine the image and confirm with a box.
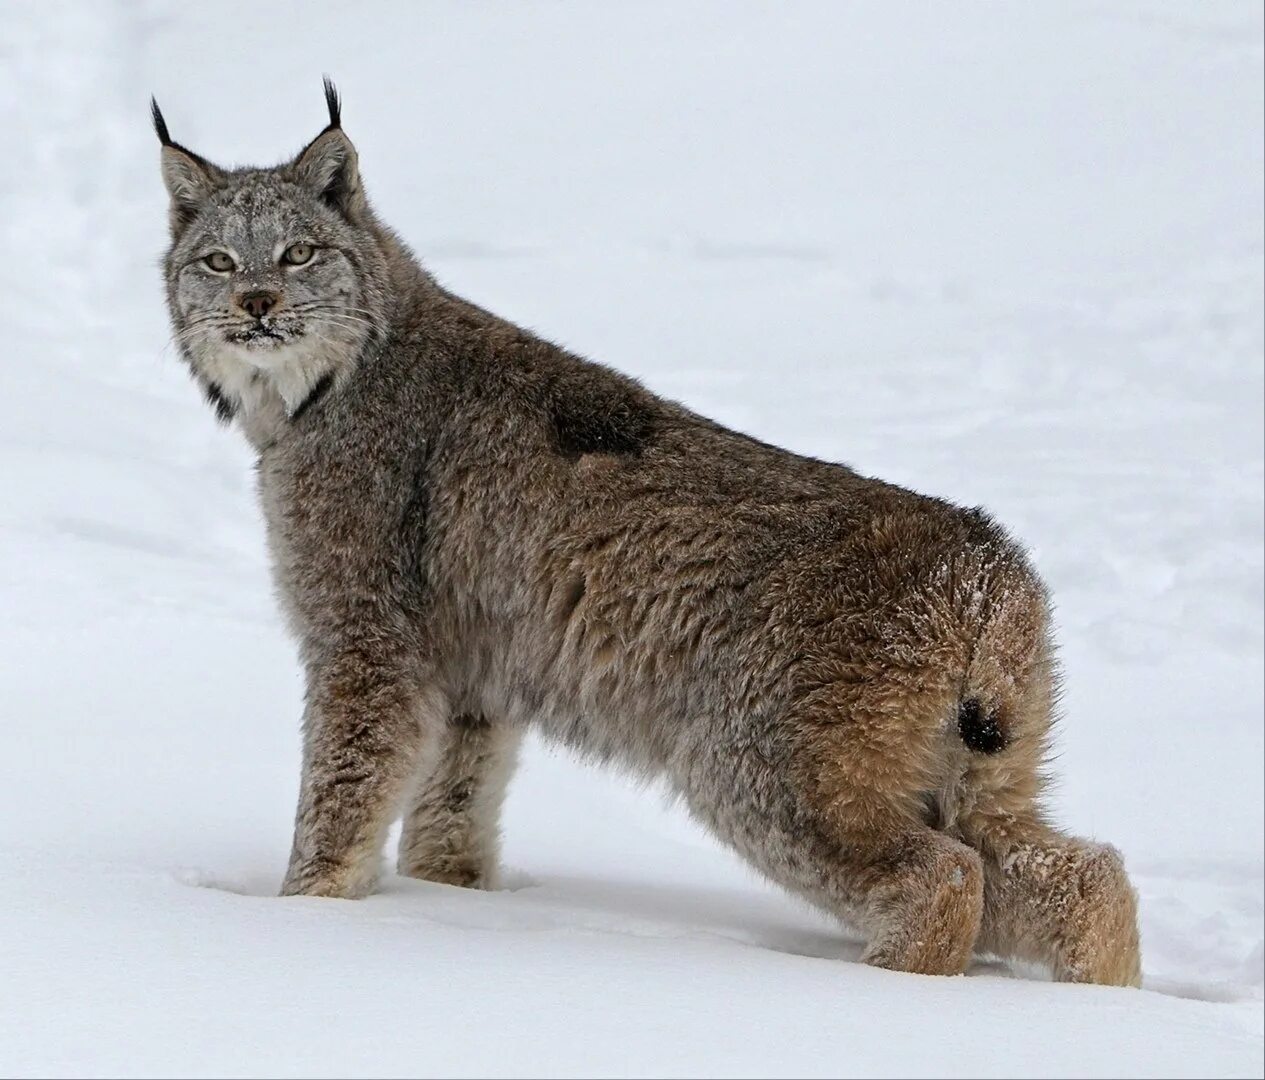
[150,96,172,146]
[322,75,342,129]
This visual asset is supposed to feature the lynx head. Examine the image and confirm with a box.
[154,80,390,424]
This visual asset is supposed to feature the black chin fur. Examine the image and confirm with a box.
[202,381,236,424]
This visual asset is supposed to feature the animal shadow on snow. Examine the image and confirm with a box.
[177,863,1024,977]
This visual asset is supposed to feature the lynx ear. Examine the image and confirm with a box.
[291,79,364,218]
[151,98,225,233]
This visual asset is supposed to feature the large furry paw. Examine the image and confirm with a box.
[862,847,984,976]
[1050,844,1142,988]
[396,853,497,890]
[280,855,376,899]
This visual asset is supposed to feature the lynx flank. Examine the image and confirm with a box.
[154,82,1140,986]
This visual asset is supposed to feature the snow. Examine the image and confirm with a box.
[1,1,1262,1075]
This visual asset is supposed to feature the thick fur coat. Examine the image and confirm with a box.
[156,83,1141,985]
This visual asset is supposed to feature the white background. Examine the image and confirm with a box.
[0,1,1261,1075]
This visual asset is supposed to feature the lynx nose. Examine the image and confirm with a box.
[238,291,279,319]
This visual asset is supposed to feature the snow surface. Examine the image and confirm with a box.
[1,1,1262,1076]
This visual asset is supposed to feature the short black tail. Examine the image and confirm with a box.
[957,697,1006,754]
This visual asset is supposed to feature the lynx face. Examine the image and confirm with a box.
[155,83,388,422]
[169,178,368,361]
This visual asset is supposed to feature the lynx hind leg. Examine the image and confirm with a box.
[819,691,988,975]
[852,825,985,976]
[691,700,986,977]
[957,676,1141,986]
[397,715,521,890]
[965,812,1142,987]
[707,787,985,976]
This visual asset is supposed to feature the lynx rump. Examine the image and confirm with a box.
[154,82,1141,986]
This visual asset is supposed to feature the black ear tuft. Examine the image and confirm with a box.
[151,97,172,146]
[322,76,341,130]
[292,83,361,217]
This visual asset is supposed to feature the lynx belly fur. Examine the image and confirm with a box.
[154,83,1141,985]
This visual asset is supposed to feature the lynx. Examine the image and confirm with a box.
[154,81,1141,985]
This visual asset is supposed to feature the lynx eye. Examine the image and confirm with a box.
[282,243,315,266]
[204,251,236,273]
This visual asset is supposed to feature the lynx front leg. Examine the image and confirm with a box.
[966,815,1142,987]
[397,715,521,889]
[281,652,445,899]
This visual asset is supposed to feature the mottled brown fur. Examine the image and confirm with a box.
[156,85,1141,986]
